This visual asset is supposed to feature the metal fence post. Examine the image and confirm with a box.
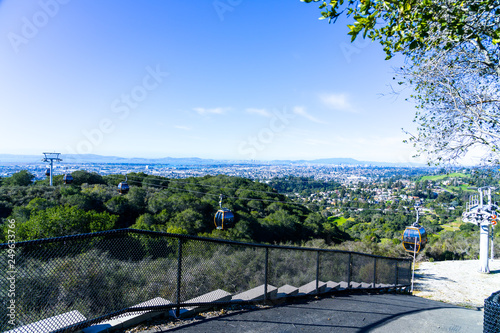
[347,253,352,289]
[176,238,183,317]
[316,251,320,294]
[264,247,269,302]
[2,229,421,333]
[408,260,412,287]
[395,261,399,286]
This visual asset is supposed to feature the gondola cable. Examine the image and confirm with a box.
[122,175,421,213]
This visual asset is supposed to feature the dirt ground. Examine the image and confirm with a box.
[414,259,500,308]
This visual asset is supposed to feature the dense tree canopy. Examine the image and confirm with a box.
[1,168,497,260]
[0,173,342,245]
[2,170,34,186]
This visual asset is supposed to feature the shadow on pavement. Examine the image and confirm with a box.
[146,293,482,333]
[414,272,455,282]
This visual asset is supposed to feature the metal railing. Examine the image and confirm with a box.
[0,229,411,332]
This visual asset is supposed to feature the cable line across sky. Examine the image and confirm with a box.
[119,174,421,214]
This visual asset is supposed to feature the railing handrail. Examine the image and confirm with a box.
[2,227,412,333]
[0,228,411,261]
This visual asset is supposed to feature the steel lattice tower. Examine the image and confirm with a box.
[462,187,497,273]
[42,152,62,186]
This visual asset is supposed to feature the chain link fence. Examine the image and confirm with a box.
[0,229,411,332]
[484,290,500,332]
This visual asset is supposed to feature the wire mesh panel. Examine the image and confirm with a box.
[0,229,410,333]
[484,290,500,333]
[396,260,412,286]
[179,239,265,302]
[350,253,375,286]
[318,251,349,284]
[267,247,317,290]
[0,231,179,332]
[375,258,397,286]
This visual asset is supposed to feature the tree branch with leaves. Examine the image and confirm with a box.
[304,0,500,164]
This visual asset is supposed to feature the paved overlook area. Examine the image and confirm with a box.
[128,294,482,333]
[127,260,497,333]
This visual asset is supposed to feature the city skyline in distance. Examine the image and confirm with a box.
[0,153,428,167]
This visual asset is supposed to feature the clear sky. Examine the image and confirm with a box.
[0,0,425,163]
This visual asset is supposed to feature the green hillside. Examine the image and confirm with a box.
[420,173,469,181]
[1,169,499,261]
[0,171,349,246]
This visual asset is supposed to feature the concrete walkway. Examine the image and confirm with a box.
[138,293,483,332]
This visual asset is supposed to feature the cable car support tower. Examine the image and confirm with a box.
[462,187,497,273]
[42,152,62,186]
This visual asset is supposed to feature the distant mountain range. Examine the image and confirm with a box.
[0,154,424,167]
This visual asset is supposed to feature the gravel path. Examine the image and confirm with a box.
[414,259,500,308]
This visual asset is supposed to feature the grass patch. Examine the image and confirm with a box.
[444,185,476,193]
[420,173,469,182]
[440,219,463,232]
[327,216,354,226]
[441,224,460,232]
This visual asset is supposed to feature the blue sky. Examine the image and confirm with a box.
[0,0,423,163]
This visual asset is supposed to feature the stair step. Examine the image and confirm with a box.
[172,289,232,317]
[6,310,86,333]
[274,284,299,299]
[349,282,362,289]
[337,281,349,290]
[232,284,277,301]
[297,280,327,295]
[375,283,392,288]
[83,297,171,333]
[325,281,342,292]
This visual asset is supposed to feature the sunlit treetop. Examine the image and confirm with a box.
[303,0,500,59]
